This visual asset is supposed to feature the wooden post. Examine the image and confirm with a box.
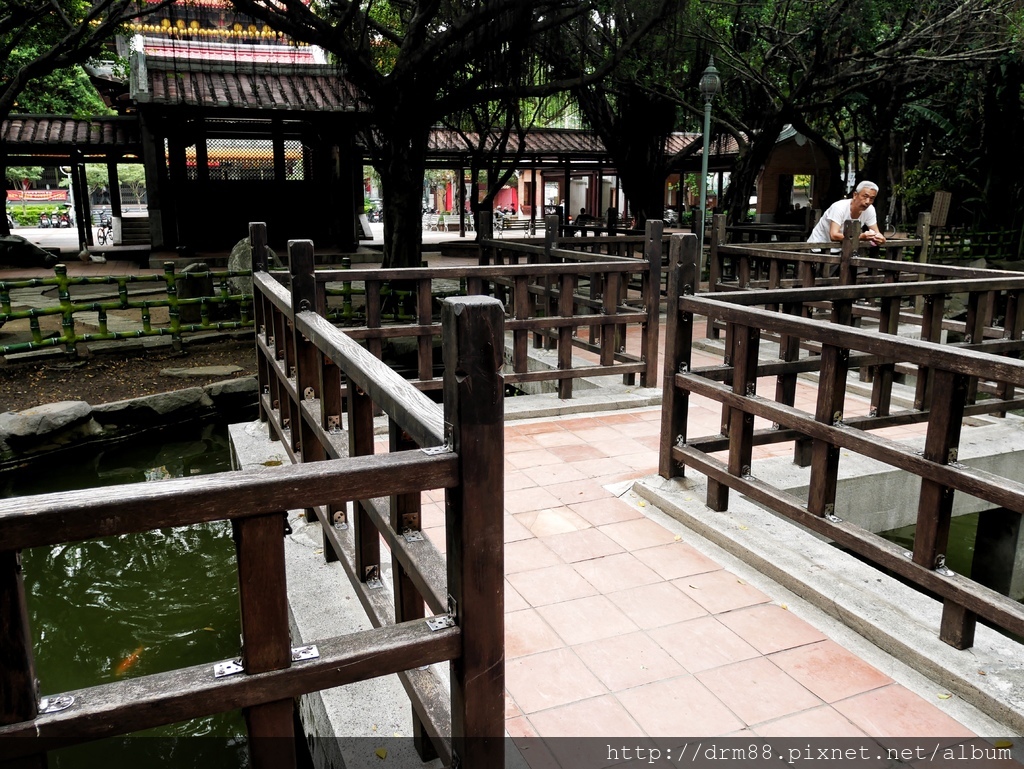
[417,278,433,383]
[913,369,974,648]
[705,214,726,338]
[914,211,932,316]
[289,241,321,478]
[838,220,859,285]
[388,422,434,760]
[707,323,759,512]
[233,512,295,769]
[557,272,575,399]
[347,378,380,584]
[249,222,271,424]
[442,296,505,769]
[806,340,849,518]
[914,294,945,411]
[642,220,663,387]
[0,549,45,768]
[870,295,899,417]
[659,234,697,479]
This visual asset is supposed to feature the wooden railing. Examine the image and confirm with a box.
[659,232,1024,650]
[262,217,662,400]
[0,224,506,768]
[0,262,253,356]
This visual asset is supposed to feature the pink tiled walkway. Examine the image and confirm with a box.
[436,406,985,742]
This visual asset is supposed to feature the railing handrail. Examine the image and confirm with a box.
[683,294,1024,385]
[0,450,456,552]
[703,275,1024,305]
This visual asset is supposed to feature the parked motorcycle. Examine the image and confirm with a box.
[56,212,72,228]
[5,211,12,229]
[39,212,52,228]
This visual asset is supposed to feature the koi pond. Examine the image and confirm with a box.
[3,423,249,767]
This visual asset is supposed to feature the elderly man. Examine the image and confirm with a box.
[807,181,887,250]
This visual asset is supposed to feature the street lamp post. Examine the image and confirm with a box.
[697,56,721,269]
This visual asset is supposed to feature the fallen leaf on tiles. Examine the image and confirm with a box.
[780,604,788,610]
[978,670,987,676]
[674,535,682,541]
[737,579,746,585]
[314,549,324,555]
[937,693,952,700]
[688,584,699,589]
[638,500,646,507]
[375,748,388,759]
[994,740,1013,749]
[738,525,749,530]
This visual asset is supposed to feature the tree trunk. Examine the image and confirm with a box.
[723,116,784,226]
[374,120,432,270]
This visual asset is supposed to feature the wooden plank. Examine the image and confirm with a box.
[0,622,461,756]
[441,297,505,768]
[0,451,457,552]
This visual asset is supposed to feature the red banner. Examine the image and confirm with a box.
[7,189,68,201]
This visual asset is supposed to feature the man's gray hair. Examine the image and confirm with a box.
[855,181,879,193]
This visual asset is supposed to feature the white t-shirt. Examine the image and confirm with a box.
[807,198,878,248]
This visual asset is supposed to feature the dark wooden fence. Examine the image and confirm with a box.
[660,231,1024,651]
[266,216,663,401]
[0,224,506,768]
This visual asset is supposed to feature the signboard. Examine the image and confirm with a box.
[7,189,69,202]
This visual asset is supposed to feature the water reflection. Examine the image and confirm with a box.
[4,423,248,767]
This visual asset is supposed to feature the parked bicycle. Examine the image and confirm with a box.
[96,213,113,245]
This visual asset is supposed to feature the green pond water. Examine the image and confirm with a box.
[3,423,249,767]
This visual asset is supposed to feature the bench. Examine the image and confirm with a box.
[495,217,537,236]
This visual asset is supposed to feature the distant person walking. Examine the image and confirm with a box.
[807,181,886,250]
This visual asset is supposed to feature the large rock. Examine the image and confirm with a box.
[160,365,244,379]
[0,400,92,437]
[204,376,259,412]
[93,387,214,427]
[227,236,282,296]
[0,400,101,454]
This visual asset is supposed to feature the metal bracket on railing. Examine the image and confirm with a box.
[422,423,455,455]
[365,565,383,590]
[291,644,320,662]
[426,595,458,631]
[403,529,425,543]
[832,411,844,426]
[327,415,341,434]
[823,503,843,523]
[678,362,689,373]
[38,695,75,714]
[948,448,958,464]
[214,659,244,678]
[333,509,348,530]
[303,387,315,401]
[935,554,954,577]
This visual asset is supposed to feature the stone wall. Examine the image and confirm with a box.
[0,377,258,470]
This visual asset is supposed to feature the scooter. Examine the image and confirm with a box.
[39,212,52,228]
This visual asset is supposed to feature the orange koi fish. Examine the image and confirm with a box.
[114,644,144,676]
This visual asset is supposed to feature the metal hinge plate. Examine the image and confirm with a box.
[38,695,75,714]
